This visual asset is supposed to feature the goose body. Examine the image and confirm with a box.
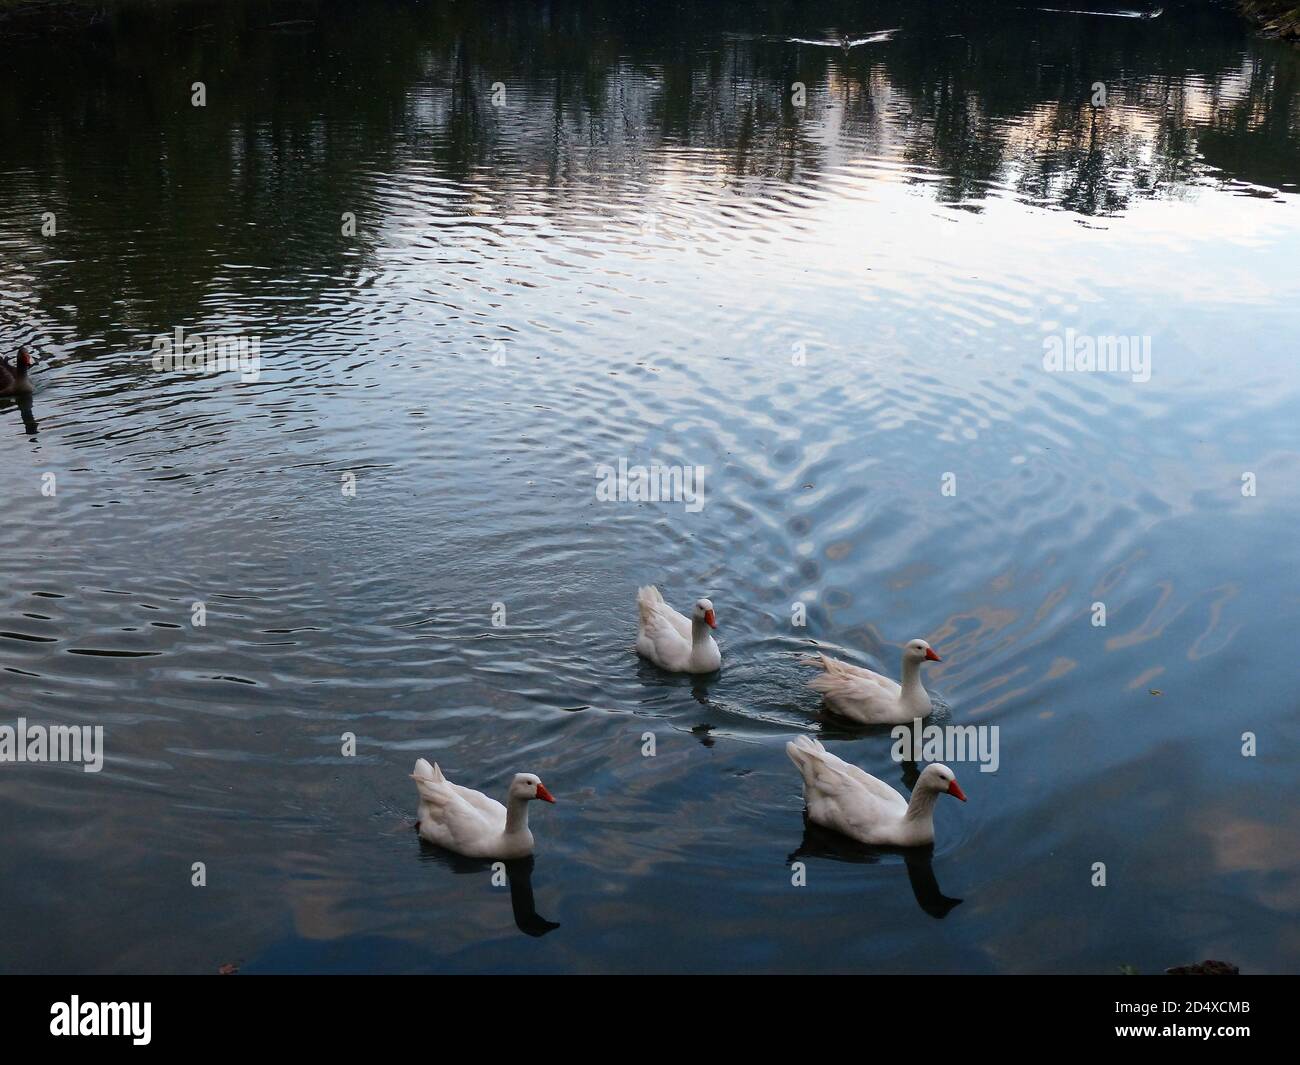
[635,585,721,674]
[786,736,966,847]
[411,758,555,859]
[0,348,34,397]
[808,639,940,725]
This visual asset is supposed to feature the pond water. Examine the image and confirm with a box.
[1,0,1298,973]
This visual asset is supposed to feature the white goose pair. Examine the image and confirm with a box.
[407,584,711,859]
[634,585,941,728]
[411,744,965,857]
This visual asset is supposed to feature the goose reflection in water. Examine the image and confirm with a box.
[2,346,41,434]
[631,655,722,745]
[418,844,560,938]
[4,394,39,435]
[788,820,963,920]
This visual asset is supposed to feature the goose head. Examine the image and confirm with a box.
[904,638,941,664]
[692,598,717,629]
[510,773,556,804]
[918,763,967,802]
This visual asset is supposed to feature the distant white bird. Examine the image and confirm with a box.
[636,585,721,674]
[411,759,555,859]
[787,29,900,50]
[787,737,967,847]
[807,639,941,725]
[1036,6,1162,17]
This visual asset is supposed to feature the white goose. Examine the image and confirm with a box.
[808,639,941,725]
[786,736,966,847]
[635,585,721,674]
[411,759,555,859]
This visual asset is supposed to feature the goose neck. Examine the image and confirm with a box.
[505,795,531,835]
[691,616,711,646]
[903,786,939,825]
[900,655,923,693]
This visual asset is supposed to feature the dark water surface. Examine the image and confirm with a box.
[2,0,1299,973]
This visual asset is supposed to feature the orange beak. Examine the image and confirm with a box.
[535,783,556,804]
[947,779,967,802]
[704,609,717,629]
[924,647,941,662]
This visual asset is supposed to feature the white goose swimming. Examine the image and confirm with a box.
[635,585,721,674]
[411,759,555,859]
[808,639,941,724]
[786,736,966,847]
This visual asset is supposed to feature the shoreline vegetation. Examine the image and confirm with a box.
[2,0,1299,45]
[1239,1,1300,42]
[0,0,105,35]
[4,0,1300,47]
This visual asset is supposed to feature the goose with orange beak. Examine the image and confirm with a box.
[635,585,721,674]
[787,736,966,847]
[808,638,941,725]
[411,759,555,859]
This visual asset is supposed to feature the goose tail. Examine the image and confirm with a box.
[412,757,445,782]
[806,653,847,693]
[411,758,449,804]
[636,585,665,627]
[785,734,828,775]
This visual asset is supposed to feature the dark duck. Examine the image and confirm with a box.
[0,347,36,397]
